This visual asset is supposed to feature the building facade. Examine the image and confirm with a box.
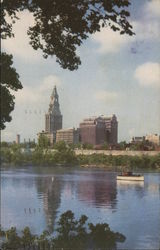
[79,117,106,145]
[56,128,79,144]
[145,134,160,145]
[45,86,62,133]
[131,136,145,144]
[38,86,62,145]
[16,134,20,144]
[79,115,118,146]
[102,115,118,145]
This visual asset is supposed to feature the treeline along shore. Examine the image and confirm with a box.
[1,142,160,170]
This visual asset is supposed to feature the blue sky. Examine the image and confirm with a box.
[2,0,160,142]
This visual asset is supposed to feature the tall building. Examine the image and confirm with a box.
[80,117,106,145]
[45,86,62,133]
[79,115,118,146]
[102,115,118,145]
[38,86,62,144]
[16,134,20,144]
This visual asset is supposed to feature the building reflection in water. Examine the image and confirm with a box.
[35,176,63,233]
[76,173,117,209]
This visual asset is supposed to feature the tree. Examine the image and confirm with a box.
[0,52,22,129]
[38,134,50,148]
[2,0,134,71]
[1,0,134,128]
[53,141,67,152]
[1,211,126,250]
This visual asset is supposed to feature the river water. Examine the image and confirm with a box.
[1,166,160,249]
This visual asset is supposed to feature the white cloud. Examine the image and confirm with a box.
[144,0,160,17]
[133,20,160,41]
[1,130,14,141]
[14,75,62,105]
[92,0,160,54]
[94,90,118,102]
[135,62,160,88]
[2,11,43,62]
[92,28,132,53]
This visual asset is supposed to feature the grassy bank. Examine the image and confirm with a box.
[1,145,160,170]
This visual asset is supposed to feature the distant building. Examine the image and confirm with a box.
[79,115,118,146]
[16,134,20,144]
[145,134,160,146]
[101,115,118,145]
[131,136,145,144]
[37,131,54,145]
[38,86,62,145]
[45,86,62,133]
[56,128,79,144]
[79,117,106,145]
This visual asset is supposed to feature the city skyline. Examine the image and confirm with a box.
[1,0,160,142]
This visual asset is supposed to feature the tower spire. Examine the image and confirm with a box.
[45,85,62,133]
[48,85,61,115]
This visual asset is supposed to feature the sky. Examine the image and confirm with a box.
[2,0,160,143]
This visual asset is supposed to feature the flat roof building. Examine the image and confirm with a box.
[56,128,79,144]
[80,117,106,146]
[145,134,160,145]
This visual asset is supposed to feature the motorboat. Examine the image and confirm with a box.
[117,171,144,181]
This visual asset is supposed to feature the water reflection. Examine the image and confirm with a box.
[35,176,63,232]
[77,173,117,208]
[1,167,160,250]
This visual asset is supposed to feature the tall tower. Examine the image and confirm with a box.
[45,86,62,134]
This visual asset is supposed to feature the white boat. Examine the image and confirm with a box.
[117,171,144,181]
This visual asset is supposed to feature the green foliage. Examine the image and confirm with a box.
[101,142,109,150]
[1,52,22,129]
[1,227,22,250]
[1,141,9,147]
[82,143,94,149]
[118,141,127,150]
[89,222,125,249]
[2,0,134,71]
[77,154,160,169]
[53,141,67,151]
[38,134,50,148]
[1,141,160,169]
[1,211,126,250]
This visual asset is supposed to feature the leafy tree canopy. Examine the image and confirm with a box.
[0,52,22,129]
[2,0,134,70]
[1,210,126,250]
[38,134,50,148]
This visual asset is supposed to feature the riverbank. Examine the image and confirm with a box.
[75,149,160,156]
[1,146,160,170]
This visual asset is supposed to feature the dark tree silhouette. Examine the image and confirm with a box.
[1,0,134,129]
[0,52,22,129]
[2,0,134,70]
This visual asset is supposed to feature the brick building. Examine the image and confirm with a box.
[79,117,106,145]
[102,114,118,145]
[79,115,118,146]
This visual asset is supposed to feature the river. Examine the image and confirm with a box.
[1,166,160,249]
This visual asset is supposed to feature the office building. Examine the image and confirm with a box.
[38,86,62,144]
[80,117,106,145]
[56,128,79,144]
